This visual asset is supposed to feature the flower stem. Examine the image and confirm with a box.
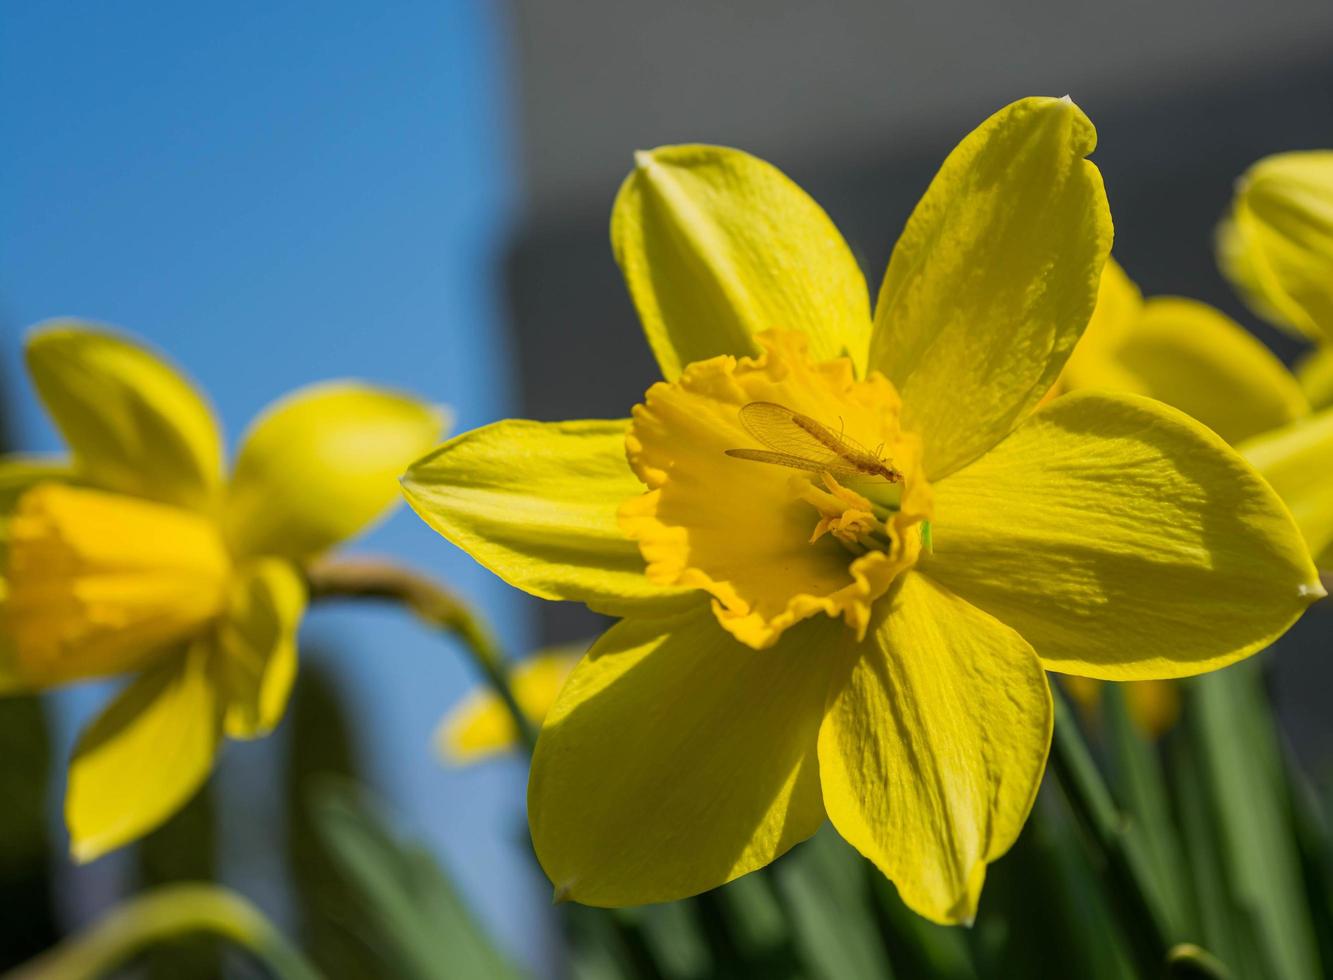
[4,883,321,980]
[1047,685,1225,978]
[304,556,537,755]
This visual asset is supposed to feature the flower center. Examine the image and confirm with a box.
[619,330,932,649]
[2,483,232,685]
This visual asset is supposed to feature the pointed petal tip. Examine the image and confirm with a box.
[1300,577,1328,601]
[551,880,574,905]
[633,149,655,171]
[68,837,103,865]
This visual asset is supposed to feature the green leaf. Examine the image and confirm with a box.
[1279,740,1333,971]
[1102,683,1193,935]
[773,827,894,980]
[135,780,220,978]
[1047,687,1175,975]
[284,661,387,980]
[867,873,977,980]
[1188,660,1323,980]
[307,777,523,980]
[1170,735,1255,974]
[615,901,712,980]
[971,791,1134,980]
[0,694,59,968]
[714,873,787,962]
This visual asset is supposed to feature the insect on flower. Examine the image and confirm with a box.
[725,401,903,483]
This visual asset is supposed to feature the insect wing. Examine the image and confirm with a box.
[726,448,828,474]
[737,401,846,463]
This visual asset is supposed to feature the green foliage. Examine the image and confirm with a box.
[0,695,58,970]
[283,660,385,980]
[134,782,220,978]
[1186,660,1323,979]
[306,776,523,980]
[9,633,1332,980]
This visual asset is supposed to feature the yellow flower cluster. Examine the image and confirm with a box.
[5,97,1332,934]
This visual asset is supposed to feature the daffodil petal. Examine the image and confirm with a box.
[870,97,1112,478]
[1296,345,1333,412]
[1068,295,1307,444]
[402,419,694,616]
[1059,257,1144,393]
[437,647,582,764]
[66,639,222,861]
[3,484,231,689]
[224,382,445,560]
[612,145,872,379]
[528,605,838,906]
[0,458,76,694]
[0,456,71,507]
[218,559,307,740]
[1220,151,1333,343]
[818,572,1050,925]
[0,456,70,555]
[1243,406,1333,569]
[924,390,1322,680]
[26,322,222,509]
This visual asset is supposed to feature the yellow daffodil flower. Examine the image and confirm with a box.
[402,97,1323,925]
[1218,150,1333,346]
[436,647,581,764]
[0,322,444,861]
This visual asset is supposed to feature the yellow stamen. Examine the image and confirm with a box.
[796,473,879,547]
[3,484,231,685]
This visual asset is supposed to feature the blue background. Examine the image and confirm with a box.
[0,0,551,968]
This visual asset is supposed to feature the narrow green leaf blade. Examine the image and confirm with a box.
[1188,661,1323,980]
[773,827,894,980]
[308,777,524,980]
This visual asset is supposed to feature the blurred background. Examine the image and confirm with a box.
[1,1,1331,977]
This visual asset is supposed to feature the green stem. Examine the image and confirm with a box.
[305,556,537,755]
[3,883,321,980]
[1048,686,1183,977]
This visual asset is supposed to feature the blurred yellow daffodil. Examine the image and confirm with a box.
[0,322,444,861]
[1218,150,1333,347]
[403,98,1322,925]
[1059,259,1309,444]
[1061,673,1180,739]
[436,647,581,764]
[1061,259,1333,570]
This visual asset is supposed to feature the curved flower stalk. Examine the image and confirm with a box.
[402,97,1323,925]
[0,322,444,860]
